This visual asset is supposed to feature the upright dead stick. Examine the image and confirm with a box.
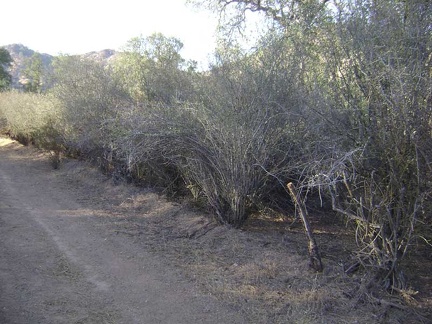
[287,182,323,272]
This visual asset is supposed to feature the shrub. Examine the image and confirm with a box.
[0,91,62,146]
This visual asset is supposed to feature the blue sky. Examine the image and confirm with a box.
[1,0,219,68]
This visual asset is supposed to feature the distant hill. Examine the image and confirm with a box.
[80,49,118,64]
[2,44,54,90]
[1,44,119,90]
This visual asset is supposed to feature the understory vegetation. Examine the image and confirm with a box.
[1,0,431,306]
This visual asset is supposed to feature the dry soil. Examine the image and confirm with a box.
[0,137,245,324]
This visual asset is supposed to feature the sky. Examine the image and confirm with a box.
[1,0,220,68]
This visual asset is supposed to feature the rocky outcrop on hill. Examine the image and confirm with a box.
[1,44,118,90]
[2,44,53,90]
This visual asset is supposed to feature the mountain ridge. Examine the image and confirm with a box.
[1,44,119,90]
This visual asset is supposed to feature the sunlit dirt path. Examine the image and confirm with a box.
[0,137,245,324]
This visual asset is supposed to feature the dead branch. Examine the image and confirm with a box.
[287,182,323,272]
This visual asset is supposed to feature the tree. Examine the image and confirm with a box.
[0,48,12,91]
[141,32,184,69]
[23,53,44,93]
[113,33,194,104]
[51,55,128,156]
[190,0,332,33]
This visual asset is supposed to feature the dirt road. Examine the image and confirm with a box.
[0,137,245,324]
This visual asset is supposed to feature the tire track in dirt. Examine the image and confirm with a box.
[0,165,112,294]
[0,138,245,324]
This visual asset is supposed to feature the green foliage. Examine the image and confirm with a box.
[50,55,128,154]
[23,53,44,93]
[113,33,194,104]
[138,32,184,68]
[0,47,12,91]
[0,91,62,146]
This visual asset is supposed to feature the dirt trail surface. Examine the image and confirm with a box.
[1,137,431,324]
[0,137,245,324]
